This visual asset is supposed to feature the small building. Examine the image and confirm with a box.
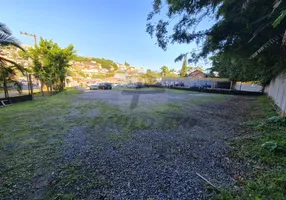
[188,70,207,78]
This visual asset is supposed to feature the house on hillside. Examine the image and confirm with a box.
[137,67,146,74]
[127,66,135,72]
[117,64,127,70]
[114,72,127,80]
[101,69,109,73]
[188,70,207,78]
[104,77,119,83]
[82,68,99,73]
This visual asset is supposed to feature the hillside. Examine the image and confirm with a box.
[0,45,147,85]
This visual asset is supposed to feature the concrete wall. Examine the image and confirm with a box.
[267,71,286,116]
[161,77,230,88]
[234,83,262,92]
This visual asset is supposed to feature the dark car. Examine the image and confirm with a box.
[143,83,150,88]
[135,82,143,89]
[175,82,184,87]
[99,83,112,90]
[202,84,212,89]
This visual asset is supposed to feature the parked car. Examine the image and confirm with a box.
[113,84,121,88]
[134,82,143,89]
[202,84,212,89]
[143,83,150,88]
[90,84,99,90]
[174,82,184,87]
[126,83,134,88]
[99,83,112,90]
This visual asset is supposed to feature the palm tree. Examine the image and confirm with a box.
[0,63,23,98]
[0,22,24,64]
[0,22,25,98]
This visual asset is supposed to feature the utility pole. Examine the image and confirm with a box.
[20,31,37,46]
[20,31,38,98]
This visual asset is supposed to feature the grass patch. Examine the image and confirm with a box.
[167,88,199,93]
[0,89,83,199]
[187,93,229,105]
[215,95,286,200]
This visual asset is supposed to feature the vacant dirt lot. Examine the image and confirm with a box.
[0,89,256,199]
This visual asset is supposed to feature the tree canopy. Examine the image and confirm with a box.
[160,65,169,77]
[147,0,286,86]
[141,69,161,84]
[27,38,75,92]
[124,61,130,66]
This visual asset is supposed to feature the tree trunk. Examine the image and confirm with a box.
[26,73,31,95]
[3,78,9,99]
[49,75,53,95]
[49,81,53,95]
[29,74,33,99]
[40,79,44,96]
[261,85,266,94]
[61,78,65,91]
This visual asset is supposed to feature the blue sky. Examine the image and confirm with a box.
[1,0,213,71]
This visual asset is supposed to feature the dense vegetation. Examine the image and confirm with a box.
[147,0,286,89]
[0,22,26,98]
[216,97,286,200]
[26,38,75,93]
[73,55,118,71]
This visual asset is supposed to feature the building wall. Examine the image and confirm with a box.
[267,71,286,116]
[161,77,230,88]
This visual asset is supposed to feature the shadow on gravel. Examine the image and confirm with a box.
[121,89,165,109]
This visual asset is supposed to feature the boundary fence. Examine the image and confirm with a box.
[267,71,286,116]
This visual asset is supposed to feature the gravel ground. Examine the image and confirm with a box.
[60,89,254,199]
[0,88,255,199]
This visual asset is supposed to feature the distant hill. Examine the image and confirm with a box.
[0,45,146,81]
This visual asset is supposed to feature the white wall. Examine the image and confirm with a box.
[235,83,262,92]
[267,72,286,115]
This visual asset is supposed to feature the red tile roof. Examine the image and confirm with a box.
[189,70,206,77]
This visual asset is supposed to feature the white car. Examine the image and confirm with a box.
[90,84,99,90]
[126,83,134,88]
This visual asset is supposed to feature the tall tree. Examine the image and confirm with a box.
[160,65,169,77]
[180,55,188,77]
[142,69,160,84]
[147,0,286,88]
[28,38,75,93]
[124,61,130,66]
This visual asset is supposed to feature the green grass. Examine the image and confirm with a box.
[186,93,230,105]
[214,96,286,200]
[167,88,199,93]
[0,88,83,199]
